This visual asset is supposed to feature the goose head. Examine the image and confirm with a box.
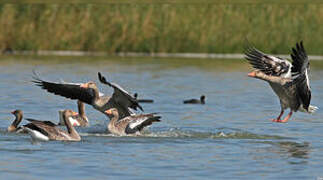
[8,109,23,132]
[247,70,264,78]
[64,109,78,117]
[105,108,119,117]
[80,81,98,91]
[58,109,78,126]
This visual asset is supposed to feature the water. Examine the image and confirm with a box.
[0,57,323,179]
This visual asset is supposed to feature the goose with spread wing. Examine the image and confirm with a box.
[32,72,143,120]
[105,108,161,136]
[245,41,317,123]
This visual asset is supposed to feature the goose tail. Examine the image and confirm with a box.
[307,105,318,114]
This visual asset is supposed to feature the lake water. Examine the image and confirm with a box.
[0,56,323,179]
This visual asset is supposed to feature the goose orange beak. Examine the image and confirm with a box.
[248,71,256,77]
[72,111,79,116]
[80,83,88,88]
[105,109,112,115]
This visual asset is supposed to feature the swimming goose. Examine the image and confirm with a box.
[134,93,154,103]
[23,110,81,141]
[183,95,206,104]
[8,110,24,133]
[245,41,317,123]
[58,100,89,127]
[32,72,143,120]
[105,108,161,136]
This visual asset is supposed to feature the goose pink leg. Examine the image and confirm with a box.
[280,111,293,123]
[271,110,284,122]
[272,111,292,123]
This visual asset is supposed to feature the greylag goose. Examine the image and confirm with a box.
[32,72,143,120]
[58,100,89,127]
[245,41,318,123]
[183,95,206,104]
[23,110,81,141]
[8,110,24,133]
[134,93,154,103]
[105,108,161,136]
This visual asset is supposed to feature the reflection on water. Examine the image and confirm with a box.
[276,141,310,159]
[0,57,323,179]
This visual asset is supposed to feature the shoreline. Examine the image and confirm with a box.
[3,50,323,60]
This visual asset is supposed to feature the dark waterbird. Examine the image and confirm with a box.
[245,41,317,123]
[32,71,143,120]
[183,95,206,104]
[134,93,154,103]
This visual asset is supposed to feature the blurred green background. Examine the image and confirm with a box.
[0,3,322,54]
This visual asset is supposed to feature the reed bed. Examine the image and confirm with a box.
[0,4,322,54]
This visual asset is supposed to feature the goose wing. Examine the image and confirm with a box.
[290,41,311,110]
[23,123,50,137]
[32,73,96,105]
[23,119,64,138]
[25,118,57,127]
[245,47,291,77]
[98,72,143,112]
[116,114,161,134]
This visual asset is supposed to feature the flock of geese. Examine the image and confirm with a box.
[6,41,318,142]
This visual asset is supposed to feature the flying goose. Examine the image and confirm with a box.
[183,95,206,104]
[32,72,143,120]
[23,110,81,141]
[105,108,161,136]
[245,41,317,123]
[58,100,89,127]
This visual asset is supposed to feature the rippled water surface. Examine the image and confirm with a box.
[1,56,323,179]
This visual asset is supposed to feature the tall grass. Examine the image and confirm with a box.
[0,4,322,54]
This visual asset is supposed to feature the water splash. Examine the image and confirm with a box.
[79,127,287,140]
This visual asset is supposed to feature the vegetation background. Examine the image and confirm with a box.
[0,2,322,54]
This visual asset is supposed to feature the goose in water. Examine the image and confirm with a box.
[245,41,318,123]
[58,100,89,127]
[23,110,81,141]
[32,72,143,121]
[183,95,206,104]
[8,110,24,133]
[134,93,154,103]
[105,108,161,136]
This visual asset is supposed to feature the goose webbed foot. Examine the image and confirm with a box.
[272,119,282,122]
[271,110,284,122]
[272,111,292,123]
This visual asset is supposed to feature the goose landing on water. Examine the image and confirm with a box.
[23,110,81,142]
[245,41,318,123]
[32,72,143,121]
[105,108,161,136]
[58,100,89,127]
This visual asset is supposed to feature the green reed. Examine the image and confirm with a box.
[0,3,322,54]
